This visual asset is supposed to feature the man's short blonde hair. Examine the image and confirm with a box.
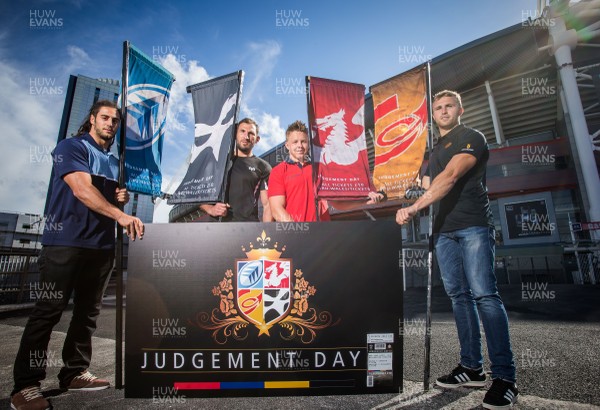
[285,120,308,140]
[433,90,462,108]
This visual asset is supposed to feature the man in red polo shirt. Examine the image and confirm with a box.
[269,120,382,222]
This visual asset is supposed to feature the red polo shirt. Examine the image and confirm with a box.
[268,160,330,222]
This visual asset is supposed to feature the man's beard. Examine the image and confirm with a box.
[238,144,253,155]
[94,124,116,141]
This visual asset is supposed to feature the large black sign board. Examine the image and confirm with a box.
[125,221,403,398]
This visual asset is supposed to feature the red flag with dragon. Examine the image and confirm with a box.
[308,77,375,200]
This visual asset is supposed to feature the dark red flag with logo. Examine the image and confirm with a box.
[308,77,375,200]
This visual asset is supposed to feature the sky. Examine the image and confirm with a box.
[0,0,540,222]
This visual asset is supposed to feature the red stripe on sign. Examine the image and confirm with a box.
[374,95,398,120]
[174,382,220,390]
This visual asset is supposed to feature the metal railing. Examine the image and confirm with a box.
[0,249,40,305]
[564,247,600,285]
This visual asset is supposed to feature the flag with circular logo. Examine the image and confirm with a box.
[122,43,175,197]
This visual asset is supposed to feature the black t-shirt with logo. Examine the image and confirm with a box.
[427,124,493,233]
[222,156,271,222]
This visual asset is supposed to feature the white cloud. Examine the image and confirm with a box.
[240,40,282,105]
[0,58,62,215]
[152,182,174,223]
[67,44,91,61]
[152,55,210,223]
[236,40,285,155]
[159,54,210,143]
[239,105,284,155]
[61,45,93,77]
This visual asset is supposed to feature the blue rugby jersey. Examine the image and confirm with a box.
[42,133,119,249]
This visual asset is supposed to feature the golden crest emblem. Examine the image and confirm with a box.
[190,231,339,344]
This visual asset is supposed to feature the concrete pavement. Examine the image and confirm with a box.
[1,284,599,409]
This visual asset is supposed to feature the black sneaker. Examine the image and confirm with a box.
[435,364,487,388]
[483,378,518,409]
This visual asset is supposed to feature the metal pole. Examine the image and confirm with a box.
[305,76,320,221]
[568,213,584,284]
[423,61,434,392]
[484,81,505,146]
[115,40,129,390]
[402,248,407,292]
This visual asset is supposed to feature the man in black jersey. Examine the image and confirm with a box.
[396,90,518,409]
[199,118,272,221]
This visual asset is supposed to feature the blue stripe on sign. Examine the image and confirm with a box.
[220,381,264,389]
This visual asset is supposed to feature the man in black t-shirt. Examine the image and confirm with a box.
[200,118,272,221]
[396,91,518,410]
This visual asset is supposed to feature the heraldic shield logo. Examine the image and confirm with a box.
[237,258,292,334]
[191,230,339,344]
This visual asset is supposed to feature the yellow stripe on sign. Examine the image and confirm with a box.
[264,381,310,389]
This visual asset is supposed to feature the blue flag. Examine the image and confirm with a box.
[122,43,175,197]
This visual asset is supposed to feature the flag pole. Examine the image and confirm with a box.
[115,40,129,390]
[423,61,435,392]
[305,76,320,221]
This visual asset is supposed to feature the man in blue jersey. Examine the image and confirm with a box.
[11,100,144,410]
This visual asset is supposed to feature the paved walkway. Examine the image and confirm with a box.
[1,284,598,409]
